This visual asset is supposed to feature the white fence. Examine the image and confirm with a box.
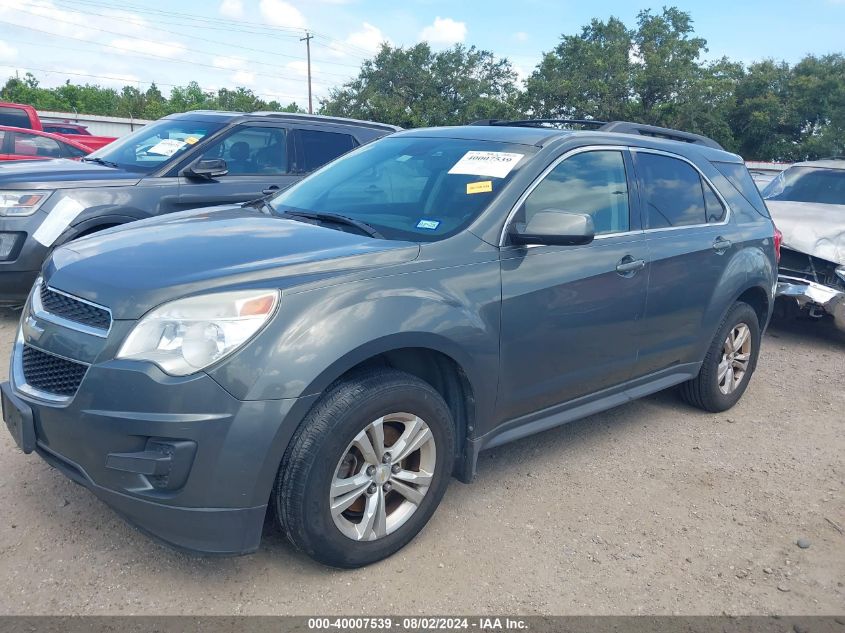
[36,111,152,137]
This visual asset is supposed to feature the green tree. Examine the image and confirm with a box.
[320,43,520,127]
[522,17,633,120]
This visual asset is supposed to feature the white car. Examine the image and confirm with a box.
[765,159,845,329]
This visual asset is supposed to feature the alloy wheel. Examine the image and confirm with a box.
[330,412,436,541]
[718,322,751,395]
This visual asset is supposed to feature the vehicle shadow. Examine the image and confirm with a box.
[765,313,845,349]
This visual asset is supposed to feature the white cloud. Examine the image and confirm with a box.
[111,38,187,59]
[233,70,256,85]
[346,22,387,54]
[212,55,247,70]
[286,60,320,77]
[219,0,243,17]
[513,31,528,42]
[0,40,17,61]
[259,0,307,29]
[419,16,467,45]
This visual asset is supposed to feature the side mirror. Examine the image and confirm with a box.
[510,210,595,246]
[184,158,228,179]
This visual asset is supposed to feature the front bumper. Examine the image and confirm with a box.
[3,286,317,555]
[0,212,51,306]
[777,274,845,330]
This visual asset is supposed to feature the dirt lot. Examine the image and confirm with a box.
[0,308,842,616]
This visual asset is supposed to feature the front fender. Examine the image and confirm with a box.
[207,260,501,404]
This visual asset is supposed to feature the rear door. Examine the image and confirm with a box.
[496,147,649,422]
[175,123,298,210]
[631,149,734,375]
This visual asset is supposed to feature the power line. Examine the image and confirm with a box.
[43,1,369,70]
[4,6,359,79]
[0,20,351,86]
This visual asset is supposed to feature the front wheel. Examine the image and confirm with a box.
[274,369,455,568]
[680,301,761,412]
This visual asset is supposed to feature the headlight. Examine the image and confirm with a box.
[117,289,280,376]
[0,191,52,216]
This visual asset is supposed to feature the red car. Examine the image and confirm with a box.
[0,125,93,161]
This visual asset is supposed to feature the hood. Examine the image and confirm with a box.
[767,200,845,266]
[44,207,420,319]
[0,158,141,189]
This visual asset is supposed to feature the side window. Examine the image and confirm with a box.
[201,126,288,175]
[703,181,726,223]
[13,132,63,158]
[0,106,32,128]
[0,130,5,151]
[63,144,88,159]
[637,153,707,229]
[294,129,356,173]
[520,150,630,235]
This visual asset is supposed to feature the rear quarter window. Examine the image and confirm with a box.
[0,106,32,128]
[712,161,770,218]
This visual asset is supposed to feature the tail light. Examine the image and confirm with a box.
[773,226,783,263]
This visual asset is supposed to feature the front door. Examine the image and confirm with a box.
[175,124,299,211]
[496,148,648,424]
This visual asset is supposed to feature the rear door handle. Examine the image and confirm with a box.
[712,237,732,253]
[616,257,646,275]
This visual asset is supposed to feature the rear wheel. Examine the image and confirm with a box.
[274,369,455,568]
[680,302,761,412]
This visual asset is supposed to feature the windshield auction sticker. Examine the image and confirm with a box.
[448,151,524,179]
[147,138,188,156]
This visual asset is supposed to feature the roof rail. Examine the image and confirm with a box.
[598,121,723,150]
[469,117,724,150]
[470,118,606,128]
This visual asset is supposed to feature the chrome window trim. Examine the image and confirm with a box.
[499,145,634,247]
[630,147,732,233]
[11,328,90,405]
[499,145,733,246]
[31,277,112,338]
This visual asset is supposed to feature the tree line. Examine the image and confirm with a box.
[2,7,843,161]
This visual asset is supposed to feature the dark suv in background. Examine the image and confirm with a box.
[2,119,777,568]
[0,111,399,304]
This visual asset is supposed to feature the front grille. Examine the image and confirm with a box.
[21,345,88,397]
[39,284,111,331]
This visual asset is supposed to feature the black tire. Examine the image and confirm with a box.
[274,369,455,568]
[680,301,761,413]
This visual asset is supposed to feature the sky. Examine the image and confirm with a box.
[0,0,843,109]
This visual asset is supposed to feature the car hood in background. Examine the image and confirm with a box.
[0,158,142,189]
[767,200,845,266]
[44,207,420,319]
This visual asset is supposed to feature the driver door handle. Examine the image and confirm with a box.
[262,185,280,195]
[616,257,646,275]
[712,237,732,253]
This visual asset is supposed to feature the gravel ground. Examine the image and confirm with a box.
[0,308,842,616]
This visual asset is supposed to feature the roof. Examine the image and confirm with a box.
[164,109,400,131]
[395,125,573,146]
[394,125,741,161]
[791,159,845,170]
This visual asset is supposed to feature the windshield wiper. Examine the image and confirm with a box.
[81,157,120,169]
[282,210,385,239]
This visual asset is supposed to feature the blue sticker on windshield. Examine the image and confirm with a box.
[416,219,441,230]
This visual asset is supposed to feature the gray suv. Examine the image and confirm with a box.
[2,120,778,568]
[0,111,399,305]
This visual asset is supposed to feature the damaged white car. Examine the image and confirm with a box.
[764,159,845,330]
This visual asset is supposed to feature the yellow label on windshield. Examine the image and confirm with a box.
[466,181,493,194]
[185,136,200,145]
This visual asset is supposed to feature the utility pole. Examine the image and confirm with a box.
[300,31,314,114]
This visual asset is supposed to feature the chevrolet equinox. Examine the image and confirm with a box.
[2,120,778,568]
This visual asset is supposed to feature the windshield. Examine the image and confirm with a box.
[269,136,536,241]
[86,118,224,173]
[762,166,845,205]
